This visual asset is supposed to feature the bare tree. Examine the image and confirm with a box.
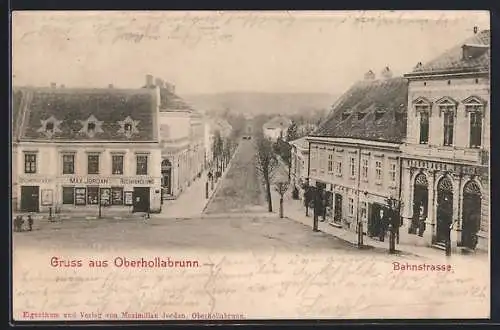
[274,181,290,218]
[255,135,279,212]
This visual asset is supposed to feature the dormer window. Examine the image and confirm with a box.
[79,115,103,138]
[87,122,96,133]
[37,115,62,138]
[117,116,140,138]
[341,112,350,121]
[375,110,385,121]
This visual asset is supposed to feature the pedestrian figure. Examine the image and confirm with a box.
[379,209,387,242]
[417,204,426,237]
[27,214,33,231]
[14,215,24,232]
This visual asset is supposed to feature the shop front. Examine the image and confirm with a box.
[18,175,162,214]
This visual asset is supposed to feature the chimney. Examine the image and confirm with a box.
[145,74,154,88]
[381,66,393,79]
[108,84,114,88]
[50,82,56,88]
[364,70,375,81]
[155,78,164,88]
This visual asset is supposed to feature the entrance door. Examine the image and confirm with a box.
[334,193,342,224]
[132,187,150,213]
[412,173,429,234]
[20,186,39,212]
[436,177,453,243]
[461,181,481,249]
[161,159,173,198]
[368,203,382,238]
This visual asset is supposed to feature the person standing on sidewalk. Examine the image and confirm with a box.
[27,214,33,231]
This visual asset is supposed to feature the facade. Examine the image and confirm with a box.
[289,137,309,198]
[149,75,205,200]
[12,83,163,214]
[307,70,408,238]
[400,29,490,252]
[263,115,292,141]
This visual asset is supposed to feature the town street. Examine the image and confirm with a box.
[13,138,489,320]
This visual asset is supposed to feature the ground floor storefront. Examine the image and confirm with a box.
[401,158,489,252]
[16,175,162,214]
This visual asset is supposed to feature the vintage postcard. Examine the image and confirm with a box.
[11,10,490,321]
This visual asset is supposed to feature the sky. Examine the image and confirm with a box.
[12,11,490,96]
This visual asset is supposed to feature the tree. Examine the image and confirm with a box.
[274,178,290,218]
[286,121,299,142]
[212,130,224,173]
[255,135,279,212]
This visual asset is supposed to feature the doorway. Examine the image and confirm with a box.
[411,173,429,234]
[20,186,39,212]
[368,203,382,238]
[132,187,150,213]
[436,177,453,244]
[334,193,342,224]
[161,159,172,197]
[461,181,481,249]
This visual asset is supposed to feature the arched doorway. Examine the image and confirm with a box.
[411,173,429,235]
[436,176,453,244]
[462,181,481,249]
[161,159,172,198]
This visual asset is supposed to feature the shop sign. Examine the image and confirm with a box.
[41,189,53,206]
[19,177,52,184]
[69,176,109,184]
[120,178,155,185]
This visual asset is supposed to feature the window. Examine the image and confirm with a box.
[62,154,75,174]
[419,112,429,144]
[362,158,368,179]
[111,187,124,205]
[327,154,333,173]
[361,202,367,220]
[348,198,354,216]
[389,162,397,183]
[87,154,100,174]
[336,160,342,176]
[112,155,124,175]
[375,161,382,181]
[87,122,96,133]
[319,151,325,173]
[470,111,482,148]
[349,157,355,177]
[62,186,75,204]
[46,122,54,132]
[75,187,86,205]
[24,153,37,174]
[87,186,99,205]
[136,155,148,175]
[124,123,132,133]
[443,112,454,146]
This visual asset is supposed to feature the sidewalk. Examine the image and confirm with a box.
[270,188,489,261]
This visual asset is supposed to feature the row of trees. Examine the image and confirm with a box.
[212,130,238,177]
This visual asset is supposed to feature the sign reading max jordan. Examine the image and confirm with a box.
[67,176,155,185]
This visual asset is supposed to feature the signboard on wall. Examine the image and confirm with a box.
[63,176,157,186]
[41,189,53,206]
[124,191,133,206]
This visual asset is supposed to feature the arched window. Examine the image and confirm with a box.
[415,173,428,187]
[463,181,481,195]
[438,176,453,192]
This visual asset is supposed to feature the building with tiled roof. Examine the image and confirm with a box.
[12,82,163,214]
[400,28,490,253]
[289,137,310,199]
[305,67,407,236]
[145,75,206,200]
[263,115,293,141]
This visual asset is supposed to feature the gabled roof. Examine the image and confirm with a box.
[312,77,408,143]
[14,87,158,142]
[263,115,292,129]
[408,30,490,76]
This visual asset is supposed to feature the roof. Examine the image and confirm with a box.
[159,88,194,112]
[409,30,490,75]
[312,77,408,143]
[12,89,24,140]
[289,136,309,150]
[263,116,292,129]
[14,87,158,142]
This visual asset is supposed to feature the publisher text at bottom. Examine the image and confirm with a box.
[21,311,246,320]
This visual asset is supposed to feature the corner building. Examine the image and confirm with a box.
[400,29,490,252]
[12,84,162,214]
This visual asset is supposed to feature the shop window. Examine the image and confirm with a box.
[62,154,75,174]
[24,153,37,174]
[62,186,75,204]
[111,187,124,205]
[87,154,100,174]
[112,155,124,175]
[87,186,99,205]
[75,187,87,205]
[136,155,148,175]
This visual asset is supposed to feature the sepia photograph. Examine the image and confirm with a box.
[11,10,490,321]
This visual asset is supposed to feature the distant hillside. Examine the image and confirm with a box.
[181,92,339,116]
